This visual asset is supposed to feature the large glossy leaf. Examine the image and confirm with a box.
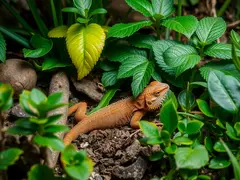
[66,23,105,80]
[73,0,92,17]
[107,20,152,38]
[204,43,240,59]
[0,33,6,63]
[0,148,23,170]
[48,25,68,38]
[164,44,201,76]
[208,70,240,114]
[196,17,226,44]
[152,0,174,18]
[160,99,178,134]
[125,0,153,17]
[200,61,240,81]
[131,61,154,97]
[23,34,53,58]
[162,16,198,39]
[175,145,209,169]
[152,40,178,75]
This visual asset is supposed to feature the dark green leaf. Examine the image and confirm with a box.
[178,90,195,111]
[23,34,53,58]
[34,135,64,151]
[207,70,240,114]
[213,141,226,152]
[231,30,240,49]
[76,17,90,24]
[0,148,23,170]
[42,58,71,71]
[62,7,81,15]
[175,145,209,169]
[165,144,177,154]
[89,8,107,17]
[7,126,35,135]
[45,114,62,125]
[149,151,164,161]
[44,125,69,133]
[162,16,198,38]
[73,0,92,17]
[209,157,231,169]
[226,122,240,141]
[198,175,211,180]
[204,136,213,153]
[131,61,154,97]
[15,118,38,130]
[196,99,214,118]
[152,0,174,18]
[128,34,155,49]
[102,70,118,87]
[160,99,178,134]
[232,42,240,72]
[185,120,204,135]
[107,20,152,38]
[125,0,153,17]
[0,33,6,63]
[234,122,240,137]
[196,17,226,44]
[173,136,193,145]
[151,69,162,82]
[190,82,207,88]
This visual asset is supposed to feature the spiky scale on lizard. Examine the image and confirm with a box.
[63,81,169,145]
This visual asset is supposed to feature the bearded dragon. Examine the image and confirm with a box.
[63,81,169,145]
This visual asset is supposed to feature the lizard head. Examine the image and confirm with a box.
[136,81,169,111]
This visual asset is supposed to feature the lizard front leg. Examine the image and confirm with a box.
[130,111,145,129]
[68,102,87,122]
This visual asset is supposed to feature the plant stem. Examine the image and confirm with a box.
[50,0,58,27]
[26,0,48,37]
[185,82,190,112]
[55,0,63,25]
[155,19,161,39]
[177,0,182,41]
[0,26,31,48]
[0,0,34,33]
[217,0,232,17]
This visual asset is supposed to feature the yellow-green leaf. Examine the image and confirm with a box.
[48,25,68,38]
[66,23,105,80]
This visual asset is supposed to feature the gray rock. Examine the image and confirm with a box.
[10,103,29,118]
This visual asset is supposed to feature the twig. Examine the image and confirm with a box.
[227,20,240,28]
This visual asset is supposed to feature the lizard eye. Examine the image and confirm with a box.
[155,91,161,96]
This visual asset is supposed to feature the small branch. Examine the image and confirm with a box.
[227,20,240,28]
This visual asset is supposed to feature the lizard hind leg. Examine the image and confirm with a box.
[68,102,87,122]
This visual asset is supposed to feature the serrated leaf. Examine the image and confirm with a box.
[152,0,174,18]
[200,61,240,81]
[107,20,152,38]
[125,0,153,17]
[231,30,240,49]
[204,43,240,59]
[175,145,209,169]
[66,23,105,80]
[196,17,226,44]
[164,44,201,76]
[162,16,198,39]
[128,34,155,49]
[23,34,53,58]
[48,26,68,38]
[73,0,92,17]
[118,55,148,78]
[131,61,154,97]
[0,33,6,63]
[0,148,23,170]
[152,40,178,75]
[101,70,118,87]
[208,70,240,114]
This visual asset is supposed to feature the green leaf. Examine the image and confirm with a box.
[207,70,240,114]
[200,61,240,81]
[34,135,64,151]
[66,23,105,80]
[198,175,211,180]
[0,33,6,63]
[48,25,68,38]
[232,42,240,72]
[15,118,38,130]
[220,139,240,180]
[76,17,90,24]
[162,16,198,39]
[149,151,164,161]
[44,125,69,133]
[234,122,240,137]
[45,114,62,125]
[107,20,152,38]
[190,82,207,88]
[73,0,92,17]
[89,8,107,17]
[152,40,178,75]
[152,0,174,18]
[0,83,13,111]
[125,0,153,17]
[186,120,204,135]
[165,144,177,154]
[117,55,148,78]
[196,17,226,44]
[160,99,178,134]
[42,58,71,71]
[231,30,240,49]
[209,157,231,169]
[30,88,47,105]
[175,145,209,169]
[196,99,214,118]
[101,70,118,87]
[213,141,228,152]
[204,43,240,59]
[178,90,195,111]
[23,34,53,58]
[0,148,23,170]
[20,90,39,117]
[151,69,162,82]
[226,122,240,141]
[48,92,63,105]
[204,136,213,153]
[164,44,201,76]
[139,120,162,145]
[128,34,155,49]
[131,61,154,97]
[62,7,82,14]
[7,126,35,135]
[173,136,193,145]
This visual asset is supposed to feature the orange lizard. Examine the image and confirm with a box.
[63,81,169,145]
